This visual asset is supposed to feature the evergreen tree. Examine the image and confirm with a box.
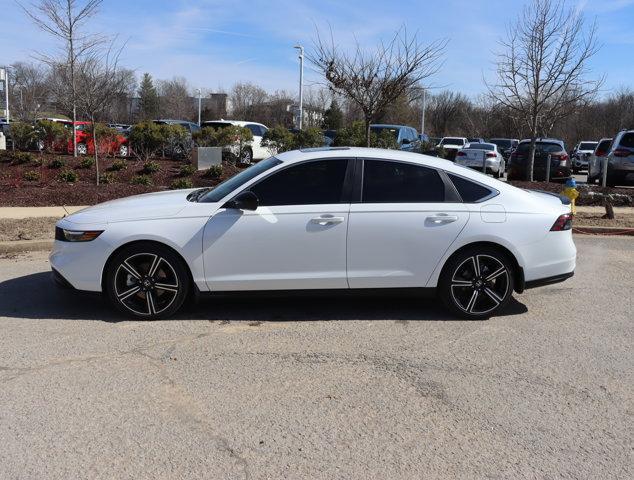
[323,99,343,130]
[138,73,159,120]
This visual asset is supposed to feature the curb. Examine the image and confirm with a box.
[573,226,634,236]
[0,240,53,254]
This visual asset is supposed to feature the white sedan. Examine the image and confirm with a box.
[51,147,576,320]
[455,142,505,178]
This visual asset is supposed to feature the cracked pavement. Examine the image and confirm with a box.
[0,236,632,479]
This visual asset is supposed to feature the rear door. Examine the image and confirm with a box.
[246,124,267,159]
[347,159,469,288]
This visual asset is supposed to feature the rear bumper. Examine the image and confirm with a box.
[525,271,574,289]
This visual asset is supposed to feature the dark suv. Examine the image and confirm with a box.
[489,138,519,161]
[604,130,634,186]
[508,139,570,181]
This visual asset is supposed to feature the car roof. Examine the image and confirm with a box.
[370,124,411,129]
[203,120,267,127]
[275,147,512,187]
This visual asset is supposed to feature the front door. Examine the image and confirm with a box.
[347,159,469,288]
[203,159,351,291]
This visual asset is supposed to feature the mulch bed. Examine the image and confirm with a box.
[508,180,633,207]
[0,151,243,207]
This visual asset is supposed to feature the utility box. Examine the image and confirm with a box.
[0,132,6,150]
[193,147,222,170]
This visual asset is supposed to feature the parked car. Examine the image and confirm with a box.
[508,139,571,181]
[586,138,613,184]
[488,138,520,161]
[602,130,634,186]
[455,142,505,178]
[369,124,420,152]
[51,147,576,321]
[201,120,269,163]
[323,129,337,147]
[40,119,130,157]
[571,140,598,173]
[467,137,484,143]
[437,137,468,161]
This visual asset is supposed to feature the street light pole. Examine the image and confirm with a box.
[1,66,9,123]
[420,87,426,135]
[293,45,304,130]
[196,88,202,126]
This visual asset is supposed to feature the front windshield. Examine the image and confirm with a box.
[199,157,282,203]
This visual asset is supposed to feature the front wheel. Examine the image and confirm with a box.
[105,243,190,319]
[119,144,129,157]
[439,247,515,320]
[76,143,88,155]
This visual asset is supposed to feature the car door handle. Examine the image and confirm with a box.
[426,214,459,224]
[310,216,345,225]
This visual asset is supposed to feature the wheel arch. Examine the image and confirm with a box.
[435,241,525,294]
[101,239,196,294]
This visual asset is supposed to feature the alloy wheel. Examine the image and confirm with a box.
[77,143,88,155]
[113,253,180,316]
[450,254,509,315]
[119,144,129,157]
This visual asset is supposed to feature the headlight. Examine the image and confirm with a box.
[55,227,104,242]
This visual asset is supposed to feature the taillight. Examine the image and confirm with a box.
[550,213,573,231]
[613,148,631,157]
[456,151,466,157]
[486,152,496,158]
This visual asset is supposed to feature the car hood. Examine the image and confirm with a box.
[63,189,199,225]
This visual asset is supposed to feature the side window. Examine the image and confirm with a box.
[246,124,261,136]
[618,132,634,149]
[362,160,445,203]
[447,173,495,203]
[250,159,348,206]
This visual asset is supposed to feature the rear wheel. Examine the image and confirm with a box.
[105,243,190,319]
[439,247,515,320]
[119,144,129,157]
[77,143,88,155]
[240,148,253,164]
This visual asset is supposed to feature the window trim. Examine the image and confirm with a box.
[445,171,500,203]
[232,157,355,207]
[357,158,461,204]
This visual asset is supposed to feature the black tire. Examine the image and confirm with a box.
[439,246,515,320]
[77,143,88,155]
[104,243,190,320]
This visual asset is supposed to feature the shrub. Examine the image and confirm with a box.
[261,126,294,154]
[12,151,34,165]
[294,127,326,149]
[130,174,153,186]
[108,159,127,171]
[23,170,40,182]
[10,121,39,151]
[160,124,191,159]
[79,157,95,169]
[93,123,119,156]
[49,158,66,169]
[178,164,196,177]
[193,127,220,147]
[333,121,399,149]
[59,169,78,183]
[142,161,160,174]
[128,121,166,161]
[99,172,116,184]
[35,119,71,152]
[201,164,223,179]
[170,178,193,190]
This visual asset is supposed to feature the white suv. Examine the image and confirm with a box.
[201,120,269,163]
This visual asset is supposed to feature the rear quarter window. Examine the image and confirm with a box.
[448,173,495,203]
[618,133,634,149]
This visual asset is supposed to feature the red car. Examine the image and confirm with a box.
[42,119,129,157]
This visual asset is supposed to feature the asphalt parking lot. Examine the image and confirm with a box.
[0,236,632,479]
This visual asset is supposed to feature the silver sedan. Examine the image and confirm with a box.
[455,142,506,178]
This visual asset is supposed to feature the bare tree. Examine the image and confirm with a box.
[74,44,129,184]
[308,27,446,145]
[8,62,50,121]
[20,0,105,156]
[157,77,194,120]
[426,91,471,138]
[230,82,268,119]
[487,0,603,181]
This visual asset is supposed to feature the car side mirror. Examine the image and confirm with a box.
[223,191,259,211]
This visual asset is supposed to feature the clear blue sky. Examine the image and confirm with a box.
[2,0,633,98]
